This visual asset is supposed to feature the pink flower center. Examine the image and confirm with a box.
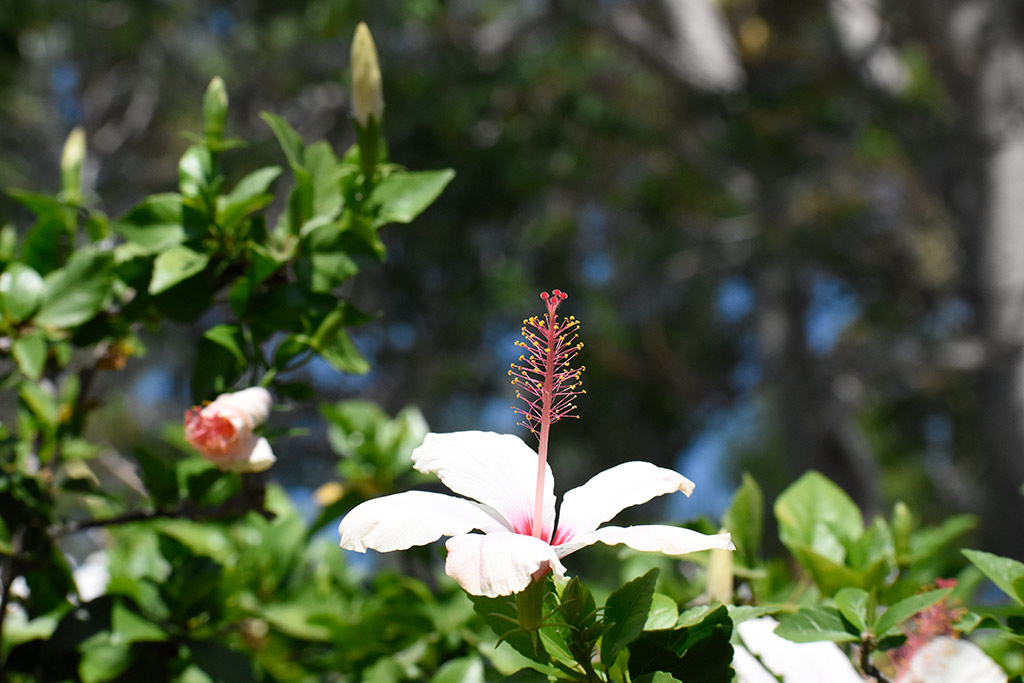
[184,407,239,457]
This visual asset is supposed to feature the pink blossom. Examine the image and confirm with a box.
[184,387,275,473]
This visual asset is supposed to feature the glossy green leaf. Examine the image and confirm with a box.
[775,471,863,564]
[149,246,209,294]
[833,587,869,633]
[369,169,455,226]
[963,549,1024,605]
[773,606,858,643]
[35,249,113,327]
[600,567,658,667]
[644,593,679,631]
[0,262,44,322]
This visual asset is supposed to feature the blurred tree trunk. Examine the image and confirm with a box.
[756,261,881,515]
[924,1,1024,556]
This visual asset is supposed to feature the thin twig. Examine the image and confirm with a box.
[859,637,891,683]
[50,504,192,537]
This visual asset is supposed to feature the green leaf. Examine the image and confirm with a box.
[306,140,344,223]
[12,331,47,379]
[773,606,859,643]
[0,262,44,322]
[78,632,132,683]
[217,166,281,230]
[311,305,370,374]
[115,194,189,252]
[796,547,885,596]
[644,593,679,631]
[722,473,763,567]
[227,243,284,316]
[963,549,1024,605]
[149,246,209,295]
[19,380,59,430]
[601,567,659,667]
[261,112,305,171]
[111,601,167,643]
[178,145,216,201]
[430,656,485,683]
[202,324,246,365]
[35,249,113,327]
[833,587,869,633]
[369,169,455,226]
[260,602,333,641]
[849,517,895,572]
[873,587,954,638]
[775,471,863,564]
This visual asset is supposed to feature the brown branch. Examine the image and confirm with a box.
[859,636,891,683]
[50,473,273,538]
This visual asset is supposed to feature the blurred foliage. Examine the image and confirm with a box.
[1,1,1023,680]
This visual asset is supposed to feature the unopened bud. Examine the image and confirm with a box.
[61,126,86,202]
[706,536,734,604]
[203,76,229,145]
[351,22,384,128]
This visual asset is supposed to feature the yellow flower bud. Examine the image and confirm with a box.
[351,22,384,128]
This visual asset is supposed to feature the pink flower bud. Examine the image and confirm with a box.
[184,387,275,472]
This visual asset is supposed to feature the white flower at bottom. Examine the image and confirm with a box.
[184,387,275,473]
[896,636,1006,683]
[338,431,734,597]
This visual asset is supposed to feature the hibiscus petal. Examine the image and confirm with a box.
[208,387,272,428]
[445,532,567,597]
[412,431,555,539]
[554,524,734,559]
[554,462,695,543]
[216,436,276,473]
[737,616,865,683]
[899,636,1006,683]
[339,491,508,552]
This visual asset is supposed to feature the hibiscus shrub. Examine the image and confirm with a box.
[1,21,1022,683]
